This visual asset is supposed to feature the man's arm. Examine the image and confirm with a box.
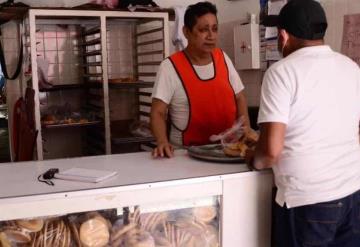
[235,91,251,130]
[252,122,286,170]
[150,98,174,158]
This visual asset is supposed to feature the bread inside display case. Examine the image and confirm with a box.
[0,196,220,247]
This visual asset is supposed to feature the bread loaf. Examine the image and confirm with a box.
[80,216,110,247]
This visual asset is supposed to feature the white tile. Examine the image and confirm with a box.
[45,51,58,64]
[43,26,57,38]
[48,64,59,78]
[57,38,70,50]
[44,38,58,51]
[36,39,45,52]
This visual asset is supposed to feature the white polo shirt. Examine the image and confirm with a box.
[258,45,360,208]
[152,51,244,146]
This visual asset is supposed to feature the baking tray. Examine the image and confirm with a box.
[188,144,245,163]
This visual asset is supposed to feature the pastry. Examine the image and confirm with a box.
[0,232,11,247]
[223,142,248,157]
[63,118,75,124]
[42,114,57,125]
[244,129,259,148]
[1,226,32,244]
[69,221,82,247]
[124,230,155,247]
[79,118,89,124]
[222,128,258,157]
[80,216,110,247]
[192,206,217,223]
[203,224,219,247]
[111,222,136,243]
[140,212,167,233]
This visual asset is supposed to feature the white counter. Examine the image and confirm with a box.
[0,150,273,247]
[0,150,250,199]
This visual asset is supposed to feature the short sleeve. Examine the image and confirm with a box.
[257,67,292,124]
[223,52,244,94]
[151,59,176,104]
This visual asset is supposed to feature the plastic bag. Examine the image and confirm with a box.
[209,117,246,147]
[0,217,73,247]
[77,212,112,247]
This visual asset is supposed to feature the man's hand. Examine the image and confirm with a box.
[152,142,174,158]
[245,148,258,171]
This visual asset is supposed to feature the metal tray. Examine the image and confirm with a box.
[188,144,245,163]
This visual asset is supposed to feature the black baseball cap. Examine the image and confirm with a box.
[277,0,328,40]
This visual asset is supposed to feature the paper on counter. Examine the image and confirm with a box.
[55,167,117,183]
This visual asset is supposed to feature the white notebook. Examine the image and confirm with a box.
[54,168,117,183]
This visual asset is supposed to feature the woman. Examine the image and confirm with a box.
[151,1,250,158]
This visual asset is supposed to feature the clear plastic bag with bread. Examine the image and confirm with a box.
[0,216,78,247]
[109,205,220,247]
[75,211,112,247]
[210,117,259,157]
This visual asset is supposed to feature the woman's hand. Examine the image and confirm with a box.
[152,142,174,158]
[150,98,174,158]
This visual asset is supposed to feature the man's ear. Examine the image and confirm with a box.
[278,29,289,43]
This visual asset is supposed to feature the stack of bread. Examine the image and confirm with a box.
[0,218,44,246]
[0,206,220,247]
[223,129,259,157]
[79,212,111,247]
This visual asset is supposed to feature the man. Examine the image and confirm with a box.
[151,1,249,158]
[248,0,360,246]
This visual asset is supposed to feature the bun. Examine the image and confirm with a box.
[223,129,258,157]
[124,230,155,247]
[69,222,81,247]
[80,216,110,247]
[16,219,44,232]
[192,206,217,223]
[223,142,247,157]
[1,226,31,244]
[42,114,57,125]
[0,232,11,247]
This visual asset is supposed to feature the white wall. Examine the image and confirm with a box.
[154,0,259,23]
[320,0,360,52]
[0,0,259,23]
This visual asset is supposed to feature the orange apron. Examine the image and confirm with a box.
[169,48,237,146]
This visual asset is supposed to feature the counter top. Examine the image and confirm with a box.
[0,150,251,199]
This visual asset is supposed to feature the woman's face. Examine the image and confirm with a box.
[184,13,218,53]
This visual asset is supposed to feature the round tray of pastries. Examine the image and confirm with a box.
[188,130,258,163]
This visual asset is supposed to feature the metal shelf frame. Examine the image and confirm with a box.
[26,9,169,160]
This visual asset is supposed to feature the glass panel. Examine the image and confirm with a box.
[0,196,220,246]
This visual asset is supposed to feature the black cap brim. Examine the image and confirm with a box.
[261,15,279,27]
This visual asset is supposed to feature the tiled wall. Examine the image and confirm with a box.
[35,24,82,84]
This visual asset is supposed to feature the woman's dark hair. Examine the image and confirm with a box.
[184,1,217,30]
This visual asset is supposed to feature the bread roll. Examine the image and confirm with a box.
[80,217,109,247]
[0,232,11,247]
[223,142,248,157]
[124,230,155,247]
[16,219,44,233]
[1,227,31,244]
[192,206,217,223]
[111,222,136,243]
[42,115,57,125]
[69,222,82,247]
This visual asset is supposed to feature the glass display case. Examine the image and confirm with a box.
[0,150,273,247]
[0,196,220,247]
